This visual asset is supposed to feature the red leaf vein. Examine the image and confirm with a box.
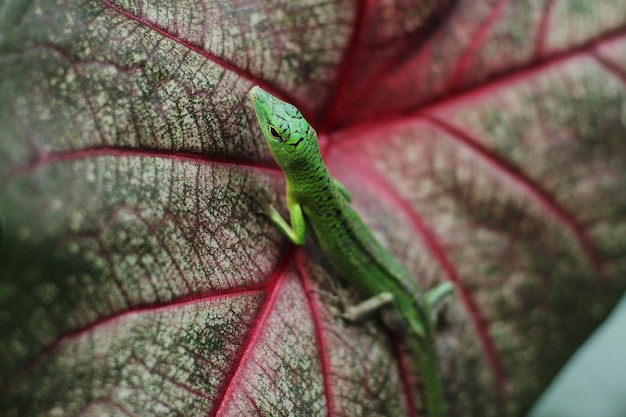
[320,0,369,130]
[593,49,626,87]
[448,0,506,90]
[424,115,604,280]
[99,0,297,105]
[10,287,267,392]
[295,250,334,417]
[211,248,292,417]
[533,0,558,58]
[6,146,280,186]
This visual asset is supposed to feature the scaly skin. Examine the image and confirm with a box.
[249,85,448,416]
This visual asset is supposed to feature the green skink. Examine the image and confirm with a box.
[249,86,452,416]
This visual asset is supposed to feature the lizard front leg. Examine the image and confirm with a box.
[265,201,307,246]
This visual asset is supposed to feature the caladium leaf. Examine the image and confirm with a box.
[1,0,626,416]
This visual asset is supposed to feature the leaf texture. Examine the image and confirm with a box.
[1,0,626,416]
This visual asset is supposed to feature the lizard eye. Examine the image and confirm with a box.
[269,125,283,141]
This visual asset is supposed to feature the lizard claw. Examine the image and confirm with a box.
[253,191,278,216]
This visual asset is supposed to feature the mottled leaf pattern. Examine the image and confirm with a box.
[1,1,625,416]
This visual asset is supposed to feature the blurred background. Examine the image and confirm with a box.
[528,291,626,417]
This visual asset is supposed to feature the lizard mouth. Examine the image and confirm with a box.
[249,86,272,121]
[248,85,260,101]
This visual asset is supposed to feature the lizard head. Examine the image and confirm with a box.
[249,86,318,170]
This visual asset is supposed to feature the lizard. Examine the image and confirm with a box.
[248,85,453,416]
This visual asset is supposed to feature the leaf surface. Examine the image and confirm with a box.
[1,0,626,416]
